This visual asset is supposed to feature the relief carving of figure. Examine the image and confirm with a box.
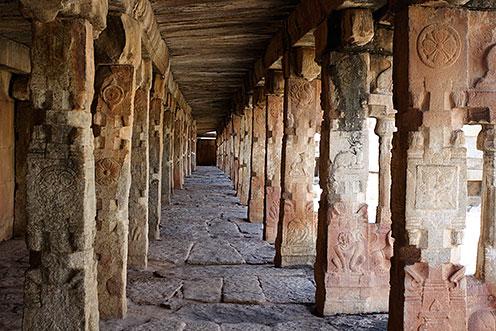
[369,230,394,272]
[331,231,366,272]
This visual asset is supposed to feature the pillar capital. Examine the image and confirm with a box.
[283,47,320,81]
[265,70,285,96]
[21,0,107,34]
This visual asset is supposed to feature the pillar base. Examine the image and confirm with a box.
[275,254,315,267]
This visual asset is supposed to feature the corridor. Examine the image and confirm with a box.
[0,167,387,331]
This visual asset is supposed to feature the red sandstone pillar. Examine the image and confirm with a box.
[274,47,321,267]
[264,70,284,243]
[248,87,266,223]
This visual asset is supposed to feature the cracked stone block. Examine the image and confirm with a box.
[187,241,245,265]
[223,276,265,304]
[149,239,194,265]
[259,275,315,304]
[128,278,183,305]
[207,218,242,238]
[184,320,222,331]
[128,319,186,331]
[183,278,223,303]
[228,239,274,265]
[273,320,338,331]
[221,323,271,331]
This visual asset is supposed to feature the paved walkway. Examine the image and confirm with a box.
[0,166,387,330]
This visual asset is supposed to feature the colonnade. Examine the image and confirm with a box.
[0,1,196,328]
[217,2,496,330]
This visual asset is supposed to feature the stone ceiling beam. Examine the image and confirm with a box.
[109,0,192,117]
[0,36,30,74]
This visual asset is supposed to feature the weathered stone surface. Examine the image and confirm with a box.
[221,323,271,331]
[0,36,30,74]
[259,275,315,304]
[149,74,165,240]
[128,278,183,305]
[184,320,221,331]
[223,276,265,304]
[187,240,245,265]
[128,319,186,331]
[264,70,284,244]
[273,320,337,331]
[93,63,135,319]
[0,71,14,242]
[183,278,223,303]
[129,59,152,269]
[248,87,266,224]
[149,239,194,265]
[228,238,274,265]
[237,107,253,206]
[162,103,174,206]
[315,19,393,314]
[275,48,320,267]
[23,18,100,330]
[207,218,242,238]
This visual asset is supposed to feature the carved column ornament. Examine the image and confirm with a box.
[264,70,285,243]
[248,86,267,223]
[23,10,104,329]
[148,74,165,240]
[93,64,135,319]
[274,47,321,267]
[390,4,496,330]
[128,58,152,269]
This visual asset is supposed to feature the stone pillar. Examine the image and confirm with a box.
[183,115,190,178]
[248,87,266,223]
[192,121,197,171]
[477,125,496,284]
[264,70,284,243]
[22,1,106,328]
[92,13,141,319]
[0,71,14,242]
[186,117,192,176]
[238,103,253,205]
[173,108,184,189]
[93,63,135,319]
[161,93,174,206]
[274,47,321,267]
[128,58,152,269]
[232,115,241,188]
[314,9,394,315]
[389,5,473,329]
[148,74,165,240]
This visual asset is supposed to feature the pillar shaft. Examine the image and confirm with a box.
[239,106,253,205]
[24,18,100,330]
[148,75,165,240]
[173,108,184,189]
[248,88,266,223]
[274,47,320,267]
[128,59,152,269]
[93,64,135,319]
[161,97,174,205]
[264,70,284,243]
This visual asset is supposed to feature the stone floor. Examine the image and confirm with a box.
[0,166,387,330]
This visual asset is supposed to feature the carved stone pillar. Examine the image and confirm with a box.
[238,104,253,205]
[173,108,184,189]
[389,5,473,329]
[93,63,135,319]
[274,47,321,267]
[0,71,14,242]
[186,118,192,176]
[22,1,106,328]
[161,93,174,206]
[264,70,284,243]
[232,115,241,189]
[314,9,394,315]
[248,87,266,223]
[148,74,165,240]
[128,58,152,269]
[477,125,496,283]
[192,121,197,171]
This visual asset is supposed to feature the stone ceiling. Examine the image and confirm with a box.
[0,0,301,133]
[151,0,300,133]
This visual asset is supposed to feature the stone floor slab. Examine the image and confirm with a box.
[259,276,315,304]
[187,241,245,265]
[183,278,223,303]
[223,276,265,304]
